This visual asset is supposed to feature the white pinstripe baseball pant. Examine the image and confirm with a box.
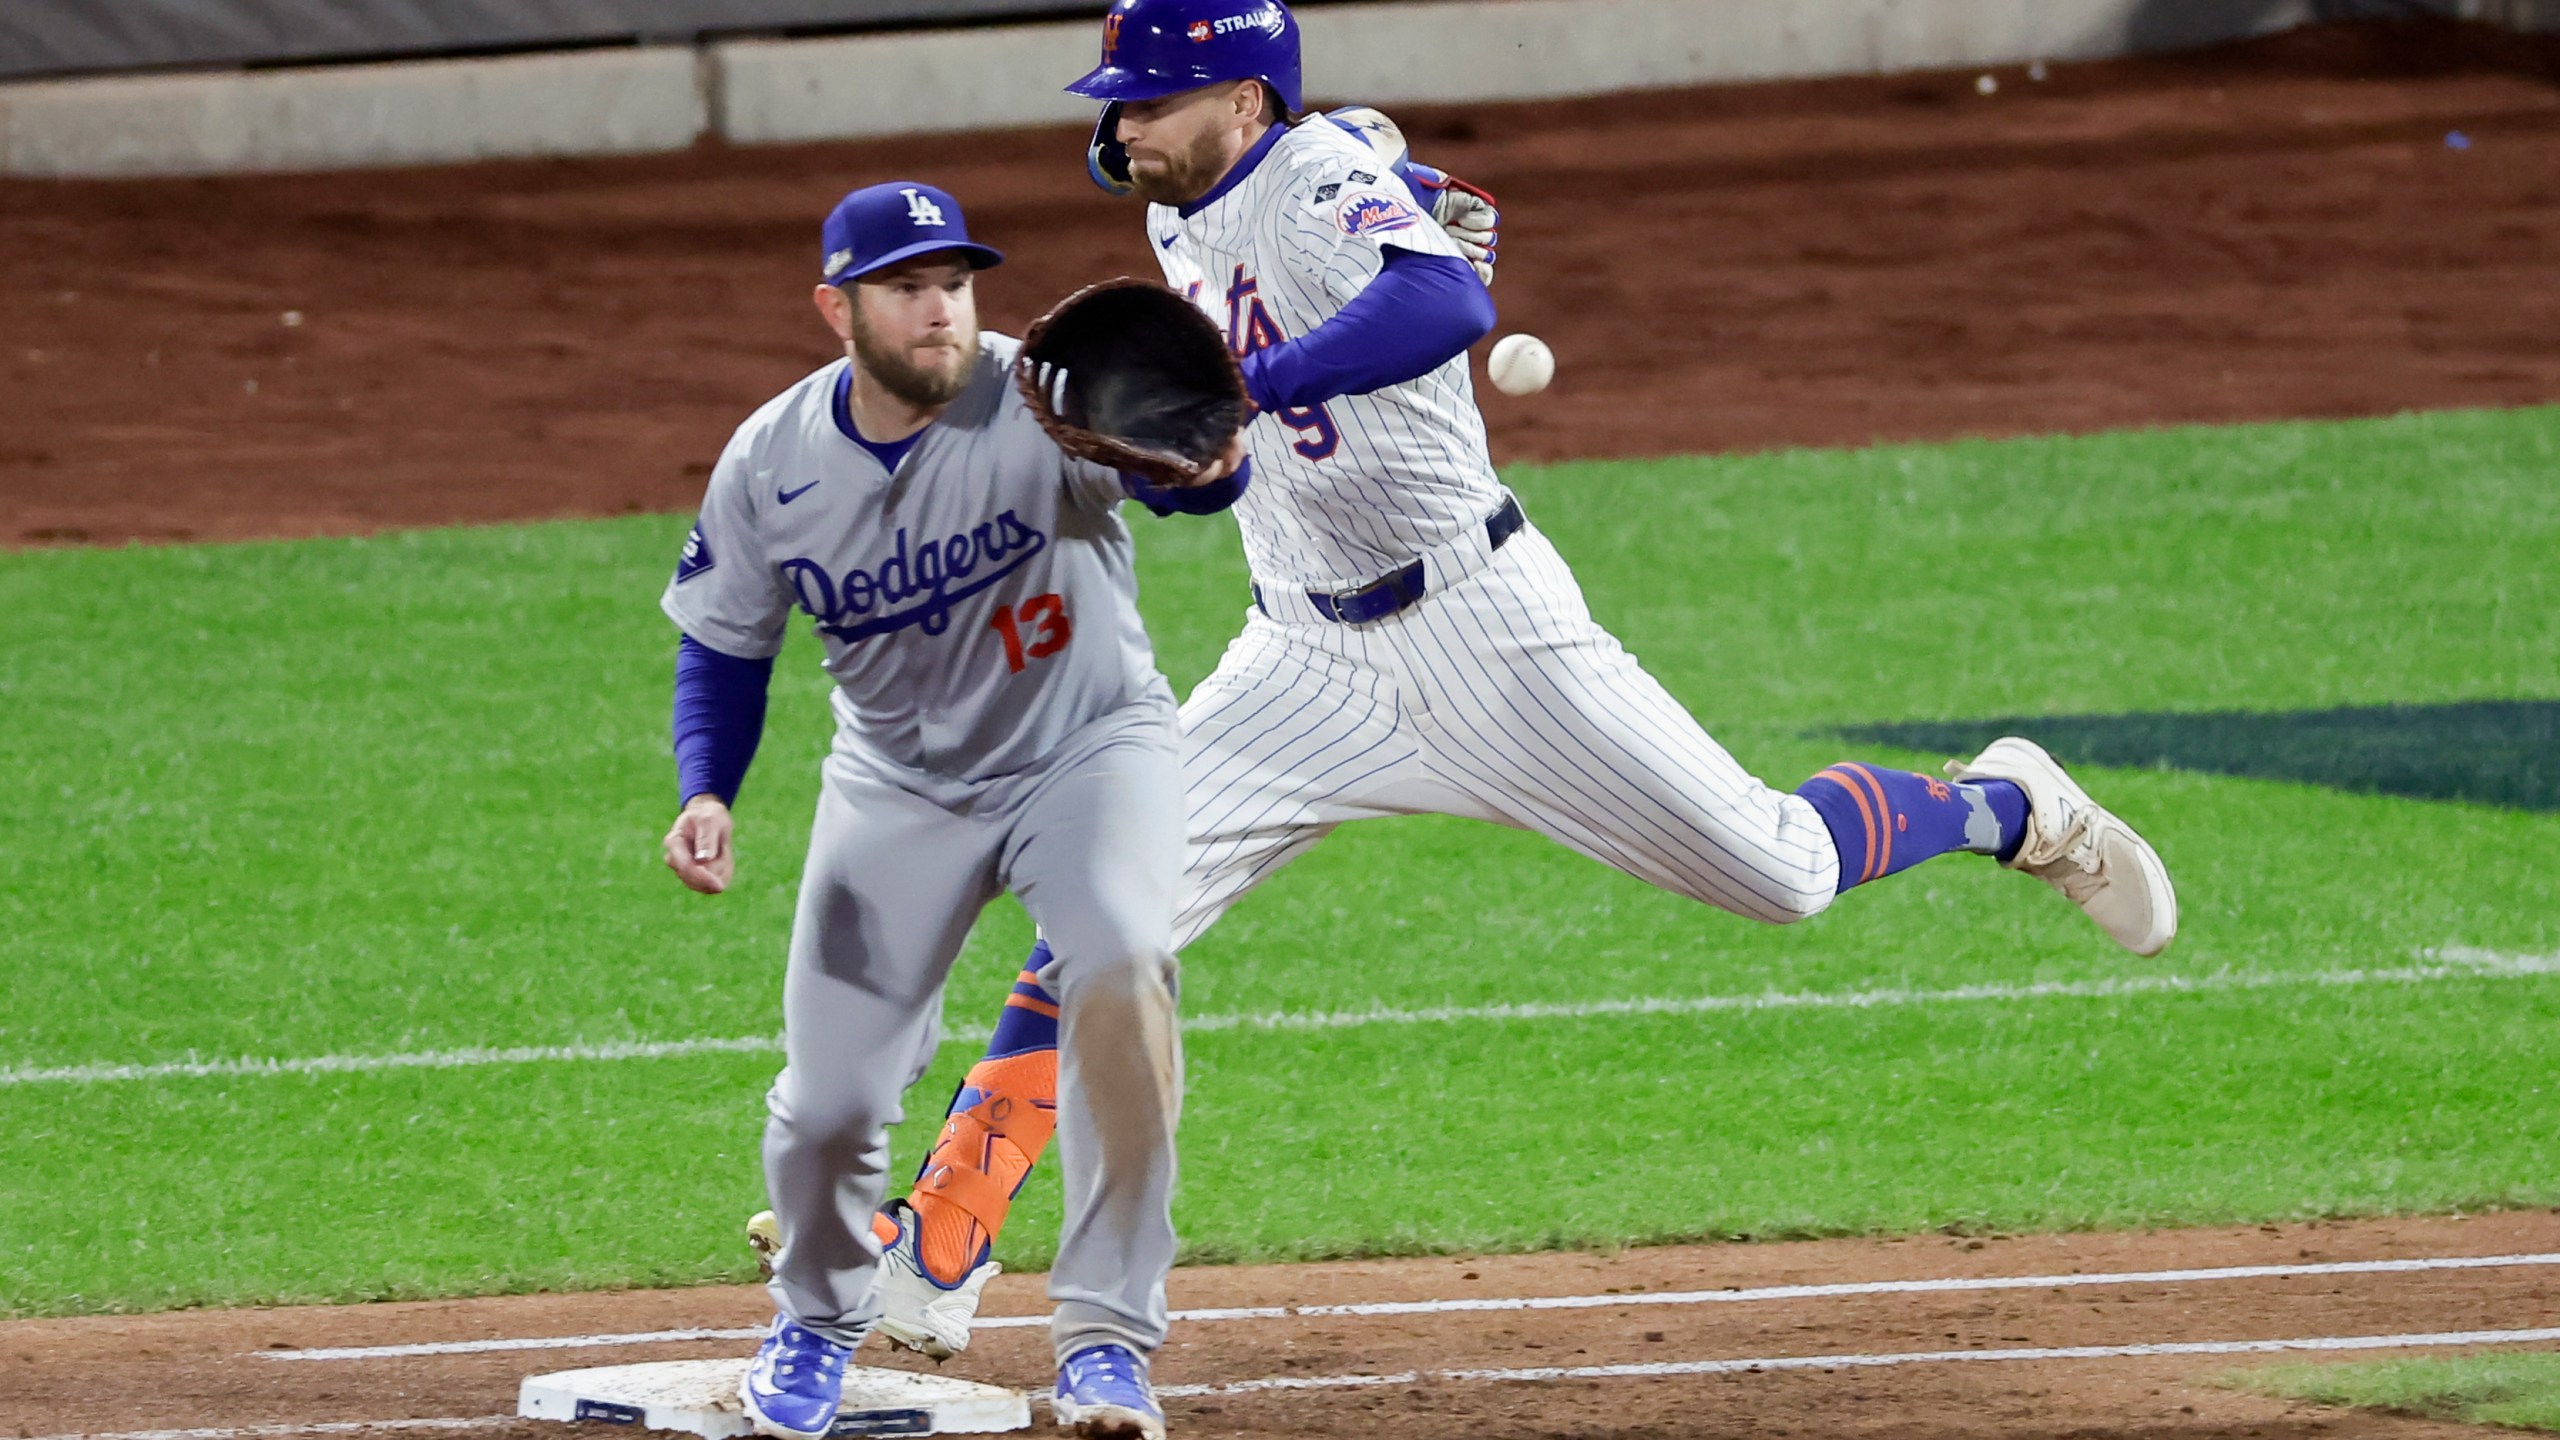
[1170,513,1843,951]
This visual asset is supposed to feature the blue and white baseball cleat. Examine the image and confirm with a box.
[739,1314,852,1440]
[1051,1343,1165,1440]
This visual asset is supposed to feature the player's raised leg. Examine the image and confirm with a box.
[1165,610,1507,950]
[1941,736,2177,954]
[1394,526,2174,951]
[1384,526,1844,922]
[1788,740,2171,952]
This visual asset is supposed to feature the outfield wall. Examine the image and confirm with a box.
[6,0,2557,177]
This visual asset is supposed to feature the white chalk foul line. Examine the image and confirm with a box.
[264,1328,772,1362]
[13,948,2557,1089]
[69,1324,2560,1439]
[1179,949,2560,1036]
[260,1250,2560,1361]
[1152,1323,2560,1399]
[0,1038,788,1088]
[22,1418,516,1440]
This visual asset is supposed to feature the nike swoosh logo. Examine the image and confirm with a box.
[1157,232,1181,249]
[776,481,821,505]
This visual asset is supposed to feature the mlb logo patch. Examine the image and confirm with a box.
[1188,19,1212,40]
[674,522,715,582]
[1336,192,1419,238]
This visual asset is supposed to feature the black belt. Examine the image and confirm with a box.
[1256,496,1525,625]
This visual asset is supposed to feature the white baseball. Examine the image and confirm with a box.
[1487,333,1554,396]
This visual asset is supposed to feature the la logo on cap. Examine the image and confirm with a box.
[903,188,945,226]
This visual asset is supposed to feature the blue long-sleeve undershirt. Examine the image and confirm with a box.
[673,635,774,806]
[1122,456,1252,517]
[1237,249,1494,413]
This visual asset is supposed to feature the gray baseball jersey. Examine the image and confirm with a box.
[661,334,1175,791]
[666,334,1187,1361]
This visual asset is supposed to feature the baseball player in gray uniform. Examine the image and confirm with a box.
[660,180,1245,1440]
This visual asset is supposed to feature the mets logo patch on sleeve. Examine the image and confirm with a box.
[674,522,715,582]
[1336,191,1419,238]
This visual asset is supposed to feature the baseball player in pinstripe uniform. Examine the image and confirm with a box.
[810,3,2179,1420]
[664,181,1248,1440]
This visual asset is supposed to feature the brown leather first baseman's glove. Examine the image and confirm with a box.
[1014,277,1253,488]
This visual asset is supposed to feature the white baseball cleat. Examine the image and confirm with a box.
[873,1200,1000,1360]
[747,1202,999,1361]
[1945,736,2178,957]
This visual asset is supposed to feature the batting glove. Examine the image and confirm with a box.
[1398,162,1500,287]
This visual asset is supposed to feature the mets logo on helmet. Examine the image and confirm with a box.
[1336,192,1419,237]
[1102,12,1123,56]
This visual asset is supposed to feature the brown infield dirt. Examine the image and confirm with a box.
[3,22,2558,547]
[7,19,2560,1440]
[8,1214,2560,1440]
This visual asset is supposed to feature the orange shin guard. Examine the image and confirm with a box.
[902,1049,1058,1285]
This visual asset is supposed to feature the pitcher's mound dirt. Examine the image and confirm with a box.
[3,22,2556,547]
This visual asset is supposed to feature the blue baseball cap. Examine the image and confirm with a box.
[819,182,1004,285]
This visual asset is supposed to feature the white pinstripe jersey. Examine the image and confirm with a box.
[1148,118,1503,592]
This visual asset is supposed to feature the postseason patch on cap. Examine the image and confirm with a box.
[1336,191,1419,238]
[674,522,715,582]
[823,247,855,281]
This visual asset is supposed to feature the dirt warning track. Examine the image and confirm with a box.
[8,1213,2556,1440]
[3,23,2558,547]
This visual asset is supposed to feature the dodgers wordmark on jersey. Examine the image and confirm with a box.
[661,335,1176,791]
[1149,117,1503,591]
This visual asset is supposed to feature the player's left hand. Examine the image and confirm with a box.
[1401,163,1500,287]
[665,794,736,894]
[1198,428,1249,484]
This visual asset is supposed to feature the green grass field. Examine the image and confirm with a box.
[4,407,2557,1318]
[2229,1353,2560,1431]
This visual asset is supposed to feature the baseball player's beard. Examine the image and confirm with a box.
[850,324,978,410]
[1126,130,1230,207]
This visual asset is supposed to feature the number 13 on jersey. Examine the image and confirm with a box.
[990,593,1072,674]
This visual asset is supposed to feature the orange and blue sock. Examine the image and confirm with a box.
[1795,763,2028,893]
[882,942,1062,1284]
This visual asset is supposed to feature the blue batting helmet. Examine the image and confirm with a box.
[1066,0,1303,114]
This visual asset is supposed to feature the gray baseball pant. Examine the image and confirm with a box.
[762,700,1183,1363]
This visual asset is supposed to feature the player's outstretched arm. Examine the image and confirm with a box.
[1239,249,1493,413]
